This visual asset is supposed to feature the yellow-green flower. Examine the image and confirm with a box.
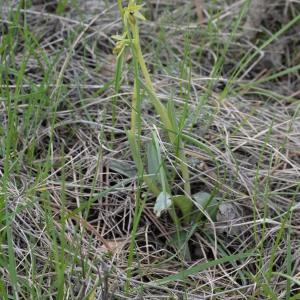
[123,2,145,25]
[112,32,131,57]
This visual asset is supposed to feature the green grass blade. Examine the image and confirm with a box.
[154,252,255,285]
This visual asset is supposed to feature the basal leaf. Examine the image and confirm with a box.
[146,139,160,183]
[193,192,219,221]
[154,191,172,217]
[172,195,193,222]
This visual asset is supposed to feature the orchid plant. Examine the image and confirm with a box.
[113,0,219,255]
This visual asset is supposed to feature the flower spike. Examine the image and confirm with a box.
[124,2,146,26]
[112,31,132,57]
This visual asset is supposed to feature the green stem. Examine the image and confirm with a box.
[117,0,124,18]
[130,78,138,134]
[131,23,173,135]
[130,21,191,196]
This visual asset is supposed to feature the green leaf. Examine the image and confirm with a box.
[127,130,143,174]
[172,195,193,222]
[146,139,160,183]
[273,272,300,286]
[151,131,170,194]
[154,191,172,217]
[127,130,160,195]
[167,99,178,131]
[193,192,219,221]
[169,230,191,261]
[109,160,137,178]
[154,252,255,285]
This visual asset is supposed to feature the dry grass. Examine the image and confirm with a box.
[1,0,300,299]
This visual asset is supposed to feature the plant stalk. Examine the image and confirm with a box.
[130,21,191,196]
